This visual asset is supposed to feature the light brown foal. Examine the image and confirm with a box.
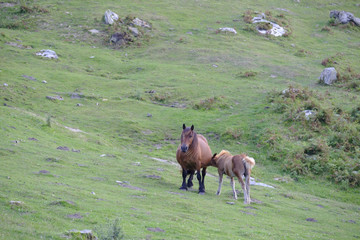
[210,150,255,204]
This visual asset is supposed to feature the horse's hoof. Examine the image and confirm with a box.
[179,187,188,191]
[198,191,205,195]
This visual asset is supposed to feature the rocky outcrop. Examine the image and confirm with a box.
[319,67,337,85]
[330,10,360,26]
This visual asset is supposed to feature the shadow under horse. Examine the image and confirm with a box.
[176,124,213,194]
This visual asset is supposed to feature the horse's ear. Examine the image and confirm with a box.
[212,153,217,158]
[183,124,186,129]
[191,125,194,131]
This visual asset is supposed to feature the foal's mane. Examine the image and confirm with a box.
[217,150,232,158]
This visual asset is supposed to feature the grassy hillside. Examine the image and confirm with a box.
[1,0,359,239]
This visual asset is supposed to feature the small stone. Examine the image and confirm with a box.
[91,192,96,195]
[89,56,95,59]
[42,80,47,84]
[10,201,24,206]
[218,27,237,34]
[38,170,50,174]
[147,113,152,117]
[76,103,83,107]
[88,29,100,34]
[28,137,38,141]
[226,202,235,205]
[306,218,318,222]
[3,83,8,86]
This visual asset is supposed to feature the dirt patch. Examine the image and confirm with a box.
[0,2,16,8]
[147,227,165,232]
[145,175,161,179]
[240,210,256,216]
[57,146,70,151]
[66,213,83,219]
[117,181,146,191]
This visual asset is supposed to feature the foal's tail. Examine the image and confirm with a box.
[242,156,255,171]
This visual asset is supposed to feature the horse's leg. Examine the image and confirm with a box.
[197,170,205,194]
[230,177,237,200]
[216,172,223,195]
[179,168,188,190]
[201,167,207,191]
[187,170,194,189]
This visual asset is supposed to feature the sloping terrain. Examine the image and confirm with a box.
[0,0,359,239]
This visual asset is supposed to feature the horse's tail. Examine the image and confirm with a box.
[242,156,255,170]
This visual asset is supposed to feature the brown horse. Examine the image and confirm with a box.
[209,150,255,204]
[176,124,212,194]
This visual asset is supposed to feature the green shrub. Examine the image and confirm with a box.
[95,218,124,240]
[265,85,360,186]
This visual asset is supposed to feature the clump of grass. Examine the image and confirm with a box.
[321,53,343,67]
[294,49,311,57]
[149,92,172,103]
[236,71,257,78]
[257,22,272,31]
[193,96,228,110]
[321,26,332,32]
[94,218,124,240]
[222,128,243,140]
[243,10,254,24]
[264,85,360,186]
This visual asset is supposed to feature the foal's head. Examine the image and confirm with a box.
[180,124,195,153]
[210,153,218,166]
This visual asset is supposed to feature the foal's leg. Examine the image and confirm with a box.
[179,168,188,190]
[216,172,223,196]
[235,170,248,204]
[230,177,237,200]
[197,170,205,194]
[187,170,195,189]
[245,174,251,204]
[237,176,248,204]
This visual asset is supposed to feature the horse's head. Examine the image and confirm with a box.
[180,124,195,153]
[210,153,218,166]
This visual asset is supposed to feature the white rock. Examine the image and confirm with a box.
[218,27,237,34]
[128,26,140,37]
[88,29,100,34]
[132,17,151,28]
[3,83,8,86]
[303,110,316,120]
[252,15,286,37]
[104,9,119,25]
[36,49,58,59]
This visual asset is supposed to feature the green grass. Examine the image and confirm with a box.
[1,0,360,239]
